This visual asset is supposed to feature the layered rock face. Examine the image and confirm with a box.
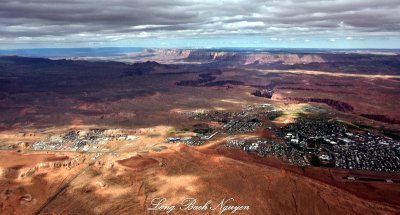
[243,54,326,65]
[137,49,400,75]
[143,49,191,59]
[0,155,85,180]
[145,49,327,64]
[144,49,387,65]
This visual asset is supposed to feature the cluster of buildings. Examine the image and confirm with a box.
[222,116,400,172]
[332,133,400,172]
[165,136,204,146]
[223,118,262,135]
[224,139,308,166]
[190,110,233,123]
[282,118,400,172]
[177,106,400,173]
[166,104,276,145]
[32,129,138,152]
[165,131,219,146]
[223,105,283,135]
[191,104,275,135]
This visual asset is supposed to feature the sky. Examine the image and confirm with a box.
[0,0,400,49]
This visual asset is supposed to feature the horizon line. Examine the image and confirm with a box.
[1,46,400,51]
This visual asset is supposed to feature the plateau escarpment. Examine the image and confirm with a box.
[146,49,328,64]
[143,49,400,75]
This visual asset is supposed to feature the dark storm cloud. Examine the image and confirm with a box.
[0,0,399,43]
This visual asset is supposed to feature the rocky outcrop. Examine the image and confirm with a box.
[175,72,216,86]
[360,114,400,124]
[140,49,400,75]
[144,49,191,59]
[187,51,327,65]
[143,49,329,65]
[175,72,244,88]
[146,49,330,65]
[0,156,85,180]
[202,80,244,87]
[124,61,160,76]
[289,98,354,112]
[251,90,274,99]
[244,54,326,65]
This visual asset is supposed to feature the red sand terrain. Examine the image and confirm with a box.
[35,145,400,215]
[215,146,400,206]
[1,135,399,214]
[0,152,87,215]
[0,56,399,214]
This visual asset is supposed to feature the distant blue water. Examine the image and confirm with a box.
[0,47,144,58]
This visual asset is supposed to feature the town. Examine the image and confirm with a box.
[173,105,400,173]
[166,104,274,145]
[224,138,308,167]
[31,129,138,152]
[8,105,399,173]
[281,118,400,172]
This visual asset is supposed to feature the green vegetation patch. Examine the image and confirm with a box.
[268,112,285,121]
[353,122,374,130]
[382,130,400,140]
[167,128,190,134]
[193,128,213,134]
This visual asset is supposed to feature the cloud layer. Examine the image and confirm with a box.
[0,0,399,48]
